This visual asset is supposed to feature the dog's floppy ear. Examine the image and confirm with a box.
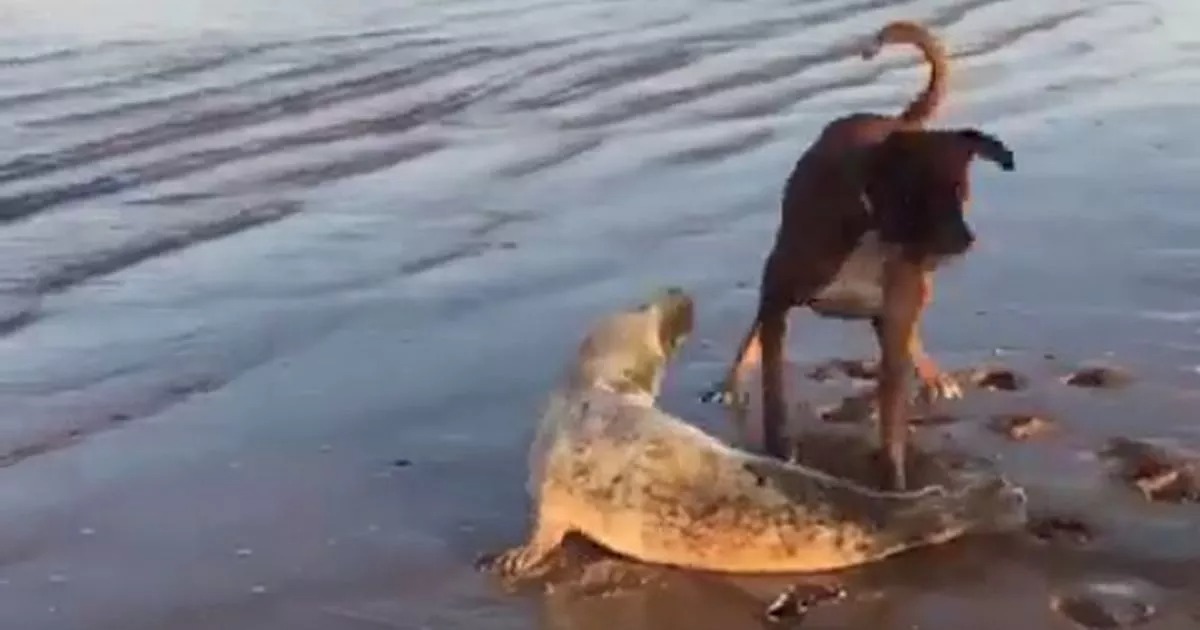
[954,128,1015,172]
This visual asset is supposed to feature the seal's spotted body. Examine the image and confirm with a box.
[486,288,1026,579]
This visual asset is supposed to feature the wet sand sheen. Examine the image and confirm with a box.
[0,0,1199,627]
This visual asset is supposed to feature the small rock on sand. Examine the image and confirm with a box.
[819,393,958,428]
[968,367,1028,392]
[819,392,874,424]
[1064,366,1132,389]
[1027,515,1094,545]
[806,358,877,382]
[1099,437,1200,504]
[989,414,1056,441]
[765,583,847,623]
[1051,580,1158,629]
[835,359,877,380]
[908,412,959,427]
[806,364,838,383]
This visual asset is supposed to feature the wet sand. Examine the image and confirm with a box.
[2,0,1200,627]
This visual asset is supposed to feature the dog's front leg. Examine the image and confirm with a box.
[876,258,926,491]
[872,309,962,406]
[909,273,962,404]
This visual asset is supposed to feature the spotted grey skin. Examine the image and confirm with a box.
[485,288,1026,580]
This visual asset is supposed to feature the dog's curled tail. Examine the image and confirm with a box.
[861,20,948,126]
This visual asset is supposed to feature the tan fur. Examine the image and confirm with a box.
[485,288,1027,580]
[808,231,890,319]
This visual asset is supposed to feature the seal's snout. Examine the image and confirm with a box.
[647,287,695,357]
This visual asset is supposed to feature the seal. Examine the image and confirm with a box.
[484,288,1027,580]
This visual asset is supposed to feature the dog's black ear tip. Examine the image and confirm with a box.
[992,147,1015,171]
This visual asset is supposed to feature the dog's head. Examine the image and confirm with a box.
[862,128,1015,263]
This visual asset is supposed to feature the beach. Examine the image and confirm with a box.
[1,0,1199,627]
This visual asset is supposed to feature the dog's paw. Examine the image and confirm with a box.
[917,372,963,404]
[700,382,742,406]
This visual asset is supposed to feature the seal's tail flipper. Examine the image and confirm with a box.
[965,476,1029,534]
[882,475,1028,554]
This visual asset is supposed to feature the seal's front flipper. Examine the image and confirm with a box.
[479,516,569,584]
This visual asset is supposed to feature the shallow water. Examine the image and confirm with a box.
[1,0,1200,627]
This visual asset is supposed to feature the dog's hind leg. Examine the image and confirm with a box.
[757,257,838,461]
[759,301,791,460]
[876,259,926,491]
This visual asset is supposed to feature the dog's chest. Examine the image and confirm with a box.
[807,231,886,319]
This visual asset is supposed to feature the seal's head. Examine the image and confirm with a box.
[569,287,695,401]
[638,286,695,360]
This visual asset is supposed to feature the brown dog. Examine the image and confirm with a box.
[704,20,949,408]
[702,22,1016,490]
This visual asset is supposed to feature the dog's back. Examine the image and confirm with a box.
[783,20,949,205]
[764,22,951,288]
